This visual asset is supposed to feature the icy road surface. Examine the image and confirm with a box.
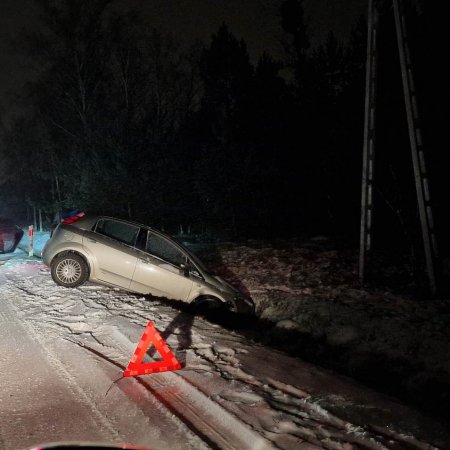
[0,255,448,450]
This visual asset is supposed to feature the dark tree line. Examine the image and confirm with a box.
[1,0,444,254]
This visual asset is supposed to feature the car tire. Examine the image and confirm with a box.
[192,297,226,314]
[51,253,89,288]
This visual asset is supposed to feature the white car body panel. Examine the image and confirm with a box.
[82,230,138,289]
[131,254,193,299]
[42,214,254,314]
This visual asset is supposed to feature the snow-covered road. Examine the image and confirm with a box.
[0,255,448,450]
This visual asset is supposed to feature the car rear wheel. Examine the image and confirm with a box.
[51,253,89,288]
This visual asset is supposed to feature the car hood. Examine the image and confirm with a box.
[210,274,239,295]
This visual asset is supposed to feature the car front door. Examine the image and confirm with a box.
[83,218,140,289]
[130,230,193,300]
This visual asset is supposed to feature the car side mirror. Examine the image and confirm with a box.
[180,263,190,277]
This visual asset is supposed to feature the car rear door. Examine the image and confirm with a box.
[130,230,193,300]
[82,218,140,289]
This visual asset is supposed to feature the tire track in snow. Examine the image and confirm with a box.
[2,264,443,450]
[2,273,272,449]
[5,295,124,444]
[85,326,275,450]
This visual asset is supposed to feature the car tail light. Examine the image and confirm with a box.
[63,211,86,224]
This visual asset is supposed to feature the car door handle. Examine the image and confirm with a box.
[87,238,97,243]
[139,258,150,264]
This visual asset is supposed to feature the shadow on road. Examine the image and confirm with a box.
[147,307,195,367]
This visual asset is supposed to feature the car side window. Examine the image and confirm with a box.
[145,232,186,268]
[95,219,139,247]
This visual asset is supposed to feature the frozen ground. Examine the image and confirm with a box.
[192,240,450,420]
[0,233,449,449]
[6,232,450,413]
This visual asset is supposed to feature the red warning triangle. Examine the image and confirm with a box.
[124,322,182,377]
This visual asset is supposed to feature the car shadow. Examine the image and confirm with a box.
[146,305,195,367]
[142,242,257,367]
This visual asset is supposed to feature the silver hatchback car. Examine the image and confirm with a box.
[42,213,254,314]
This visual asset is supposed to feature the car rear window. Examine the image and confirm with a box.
[95,219,139,246]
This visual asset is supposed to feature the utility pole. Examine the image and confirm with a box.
[359,0,438,294]
[359,0,378,283]
[393,0,438,295]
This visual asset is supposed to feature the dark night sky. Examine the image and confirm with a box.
[0,0,366,113]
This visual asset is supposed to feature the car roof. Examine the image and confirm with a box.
[71,213,209,272]
[79,214,155,233]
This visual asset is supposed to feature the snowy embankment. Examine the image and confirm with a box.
[10,231,450,421]
[193,241,450,420]
[2,258,449,449]
[16,230,50,258]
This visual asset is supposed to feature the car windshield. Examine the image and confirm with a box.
[145,230,210,274]
[173,239,210,274]
[145,232,186,267]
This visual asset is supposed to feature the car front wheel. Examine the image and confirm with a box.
[192,296,226,315]
[51,253,89,288]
